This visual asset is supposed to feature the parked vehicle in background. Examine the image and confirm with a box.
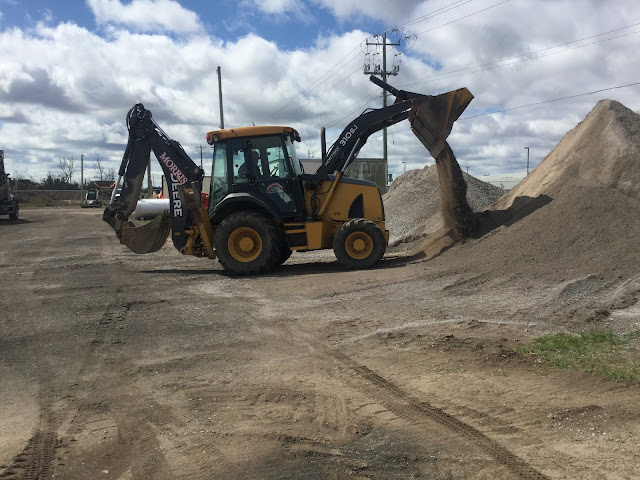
[0,150,19,220]
[81,189,103,208]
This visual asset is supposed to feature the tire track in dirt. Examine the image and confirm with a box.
[0,398,57,480]
[3,259,175,480]
[57,294,177,480]
[315,343,550,480]
[0,297,128,480]
[0,214,79,480]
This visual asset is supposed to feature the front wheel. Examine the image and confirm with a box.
[213,211,280,275]
[333,219,386,269]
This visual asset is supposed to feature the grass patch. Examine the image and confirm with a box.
[519,330,640,383]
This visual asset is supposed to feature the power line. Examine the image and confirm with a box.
[325,92,382,129]
[307,94,382,157]
[297,0,513,121]
[324,22,640,130]
[275,41,365,112]
[275,0,500,114]
[413,0,512,37]
[398,0,475,30]
[460,81,640,120]
[295,64,364,110]
[322,81,640,149]
[399,23,640,88]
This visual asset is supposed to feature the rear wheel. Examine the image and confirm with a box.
[8,199,18,221]
[333,218,386,269]
[214,211,280,275]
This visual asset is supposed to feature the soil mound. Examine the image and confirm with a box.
[384,160,503,245]
[433,99,640,281]
[495,99,640,209]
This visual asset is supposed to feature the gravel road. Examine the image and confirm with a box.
[1,209,638,479]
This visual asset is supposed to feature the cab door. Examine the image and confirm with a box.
[247,136,305,220]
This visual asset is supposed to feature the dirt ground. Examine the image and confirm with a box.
[1,208,639,480]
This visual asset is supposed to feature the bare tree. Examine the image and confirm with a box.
[58,154,75,184]
[94,154,105,181]
[105,167,116,182]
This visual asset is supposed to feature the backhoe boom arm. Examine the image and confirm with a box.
[307,76,472,190]
[103,104,205,253]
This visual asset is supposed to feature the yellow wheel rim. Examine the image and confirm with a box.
[228,227,262,262]
[345,231,373,260]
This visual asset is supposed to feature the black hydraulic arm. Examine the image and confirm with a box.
[306,76,428,189]
[103,104,205,250]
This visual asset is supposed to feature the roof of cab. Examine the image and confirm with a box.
[206,126,299,144]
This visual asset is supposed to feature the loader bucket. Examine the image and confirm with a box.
[120,213,171,254]
[409,88,473,159]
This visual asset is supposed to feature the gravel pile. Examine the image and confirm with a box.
[429,99,640,282]
[494,99,640,208]
[383,163,503,245]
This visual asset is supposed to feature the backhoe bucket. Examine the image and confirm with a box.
[120,213,171,254]
[409,88,473,159]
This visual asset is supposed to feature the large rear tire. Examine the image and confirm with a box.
[333,218,386,269]
[214,211,280,275]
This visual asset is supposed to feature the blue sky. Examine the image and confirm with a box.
[0,0,639,183]
[0,0,387,49]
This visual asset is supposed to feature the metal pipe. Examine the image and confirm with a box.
[317,172,343,217]
[317,137,362,217]
[110,175,122,204]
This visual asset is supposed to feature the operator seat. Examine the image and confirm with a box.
[238,151,262,179]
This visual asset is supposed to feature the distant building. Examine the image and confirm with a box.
[299,159,321,174]
[480,172,528,191]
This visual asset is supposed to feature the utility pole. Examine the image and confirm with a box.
[217,66,225,129]
[80,154,84,202]
[147,159,152,198]
[196,145,205,168]
[524,146,530,174]
[364,32,401,192]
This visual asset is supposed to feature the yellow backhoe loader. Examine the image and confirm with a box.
[103,77,472,274]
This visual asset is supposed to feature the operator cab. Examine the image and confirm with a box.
[207,126,306,221]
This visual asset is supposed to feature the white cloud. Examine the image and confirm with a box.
[86,0,202,34]
[314,0,420,24]
[249,0,298,14]
[0,0,639,184]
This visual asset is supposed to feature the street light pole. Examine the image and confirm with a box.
[402,161,406,174]
[524,147,530,174]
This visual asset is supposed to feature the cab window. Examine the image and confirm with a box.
[230,139,249,183]
[211,142,228,205]
[249,135,294,180]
